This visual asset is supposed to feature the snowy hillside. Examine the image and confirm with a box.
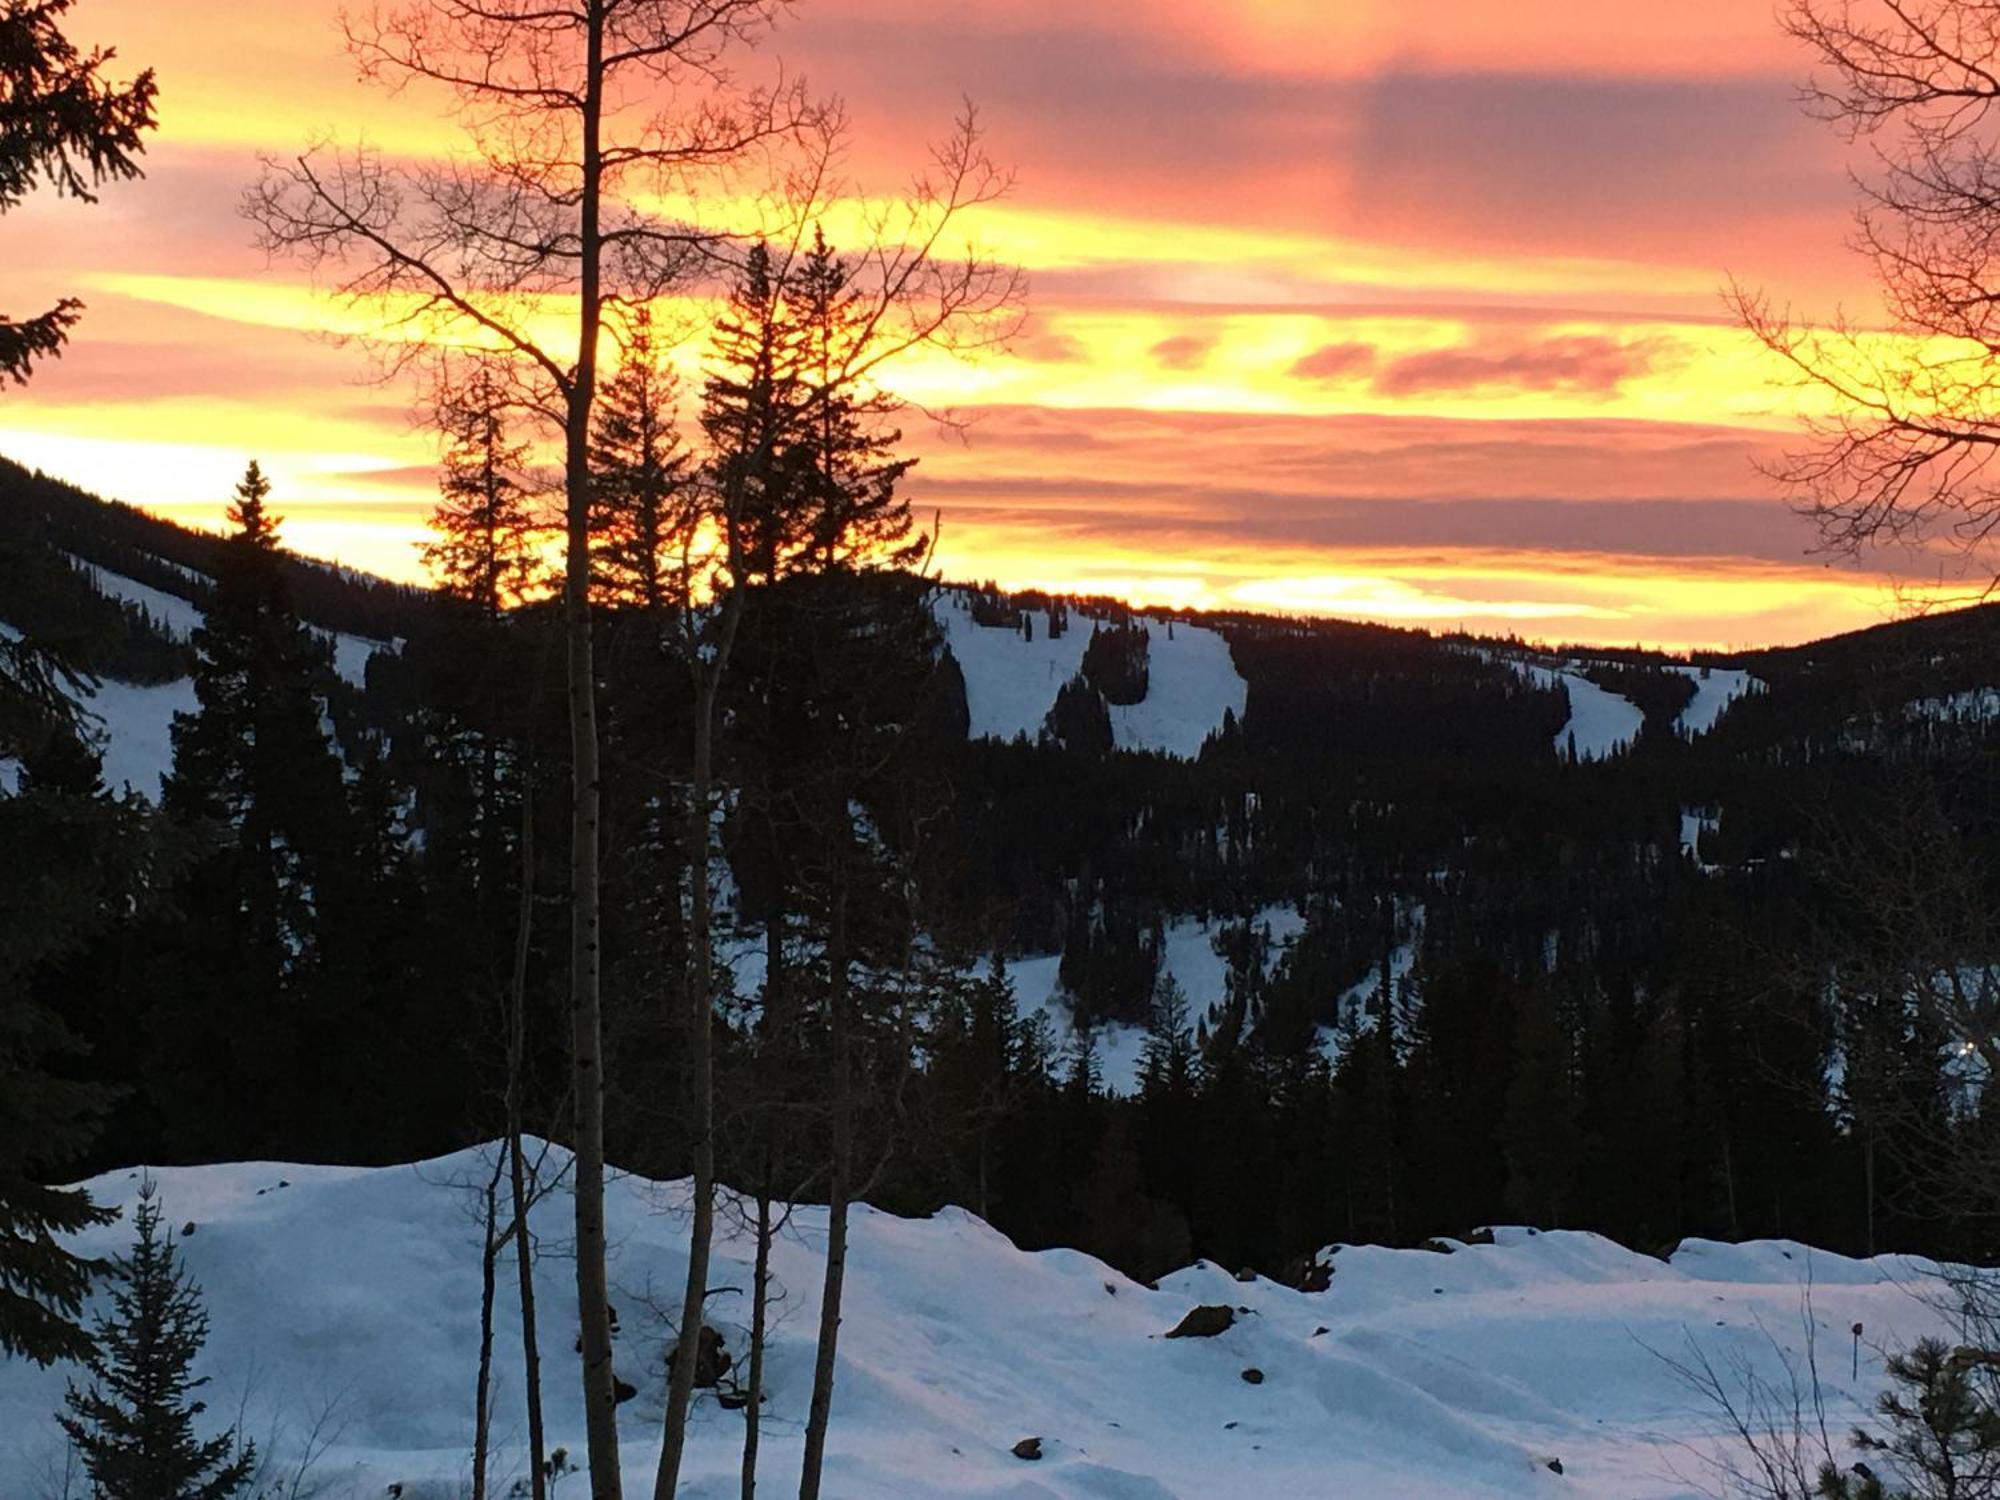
[1520,663,1646,762]
[0,1147,1961,1500]
[1511,659,1759,761]
[79,674,200,799]
[1008,908,1307,1092]
[1673,666,1757,735]
[3,557,396,798]
[934,590,1248,759]
[77,553,391,689]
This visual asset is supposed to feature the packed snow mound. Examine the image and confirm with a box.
[934,591,1247,759]
[0,1146,1961,1499]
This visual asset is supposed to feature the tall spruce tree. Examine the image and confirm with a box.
[420,372,543,620]
[0,0,157,383]
[699,239,811,588]
[58,1180,255,1500]
[589,310,690,614]
[787,228,923,573]
[164,462,349,986]
[156,463,354,1155]
[0,761,165,1364]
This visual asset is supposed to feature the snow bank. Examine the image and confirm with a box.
[0,1146,1959,1499]
[934,592,1247,759]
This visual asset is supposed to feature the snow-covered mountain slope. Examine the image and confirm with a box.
[0,1147,1959,1500]
[1520,663,1645,762]
[1512,660,1758,761]
[1673,666,1757,735]
[81,673,200,799]
[1008,908,1307,1091]
[66,554,205,639]
[7,558,395,798]
[76,554,390,689]
[934,591,1247,759]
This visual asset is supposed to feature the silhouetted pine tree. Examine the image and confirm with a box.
[420,370,543,619]
[155,463,355,1155]
[165,462,349,987]
[700,239,810,586]
[59,1180,255,1500]
[590,310,690,613]
[0,731,168,1364]
[788,228,923,572]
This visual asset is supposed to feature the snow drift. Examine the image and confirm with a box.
[0,1146,1961,1499]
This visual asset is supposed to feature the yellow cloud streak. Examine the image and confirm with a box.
[86,269,1884,434]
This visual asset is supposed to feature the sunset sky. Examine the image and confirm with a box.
[0,0,1958,649]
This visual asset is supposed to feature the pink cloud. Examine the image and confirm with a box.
[1372,335,1666,398]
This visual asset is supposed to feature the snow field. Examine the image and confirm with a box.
[934,591,1248,759]
[0,1148,1961,1499]
[1520,664,1645,763]
[1672,666,1756,736]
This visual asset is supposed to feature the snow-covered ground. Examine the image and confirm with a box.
[1320,901,1426,1060]
[66,554,205,640]
[9,558,391,796]
[1520,664,1645,762]
[82,673,199,799]
[1679,807,1720,870]
[934,592,1247,759]
[1008,908,1306,1092]
[319,628,391,689]
[1514,661,1755,761]
[0,1146,1965,1500]
[1673,666,1756,736]
[1909,687,2000,724]
[72,551,389,690]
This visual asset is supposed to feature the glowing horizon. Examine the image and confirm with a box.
[0,0,1960,650]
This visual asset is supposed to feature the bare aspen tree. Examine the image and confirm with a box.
[246,7,817,1496]
[472,1147,507,1500]
[508,771,551,1500]
[1738,0,2000,584]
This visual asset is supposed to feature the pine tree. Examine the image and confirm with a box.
[590,309,690,613]
[0,0,157,383]
[1502,984,1580,1228]
[788,227,923,572]
[699,239,810,587]
[59,1180,255,1500]
[0,743,165,1364]
[164,461,350,988]
[1817,1338,2000,1499]
[420,371,543,619]
[155,463,356,1156]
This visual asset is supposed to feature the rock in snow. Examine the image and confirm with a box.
[0,1145,1964,1498]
